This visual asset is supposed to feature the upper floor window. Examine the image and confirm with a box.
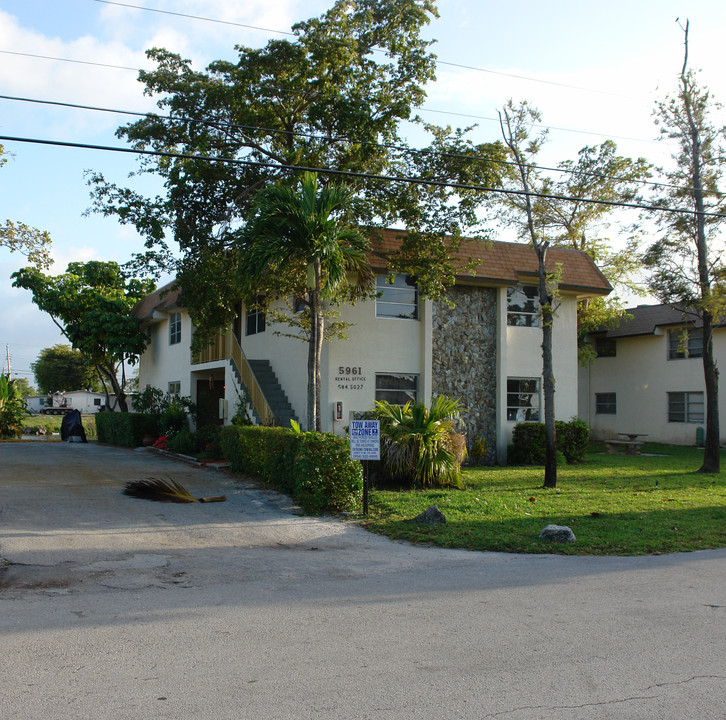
[507,377,540,422]
[376,274,418,320]
[375,373,419,405]
[668,391,704,423]
[169,312,182,345]
[507,285,540,327]
[595,336,616,358]
[246,297,266,336]
[668,328,703,359]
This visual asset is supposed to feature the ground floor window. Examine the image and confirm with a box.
[595,392,616,414]
[375,373,418,405]
[168,381,181,399]
[507,377,540,421]
[668,391,704,423]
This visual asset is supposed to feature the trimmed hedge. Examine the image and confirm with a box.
[95,412,159,448]
[220,425,362,514]
[509,417,591,465]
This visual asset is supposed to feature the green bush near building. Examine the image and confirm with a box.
[95,411,159,448]
[220,425,362,514]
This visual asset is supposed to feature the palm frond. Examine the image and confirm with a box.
[123,476,197,503]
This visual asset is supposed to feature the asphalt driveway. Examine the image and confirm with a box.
[2,441,725,719]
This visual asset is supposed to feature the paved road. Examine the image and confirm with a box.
[1,441,725,719]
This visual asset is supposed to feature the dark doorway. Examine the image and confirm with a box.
[196,378,225,427]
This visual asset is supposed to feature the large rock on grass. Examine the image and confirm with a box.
[414,505,447,524]
[539,524,576,543]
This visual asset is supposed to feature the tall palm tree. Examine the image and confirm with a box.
[239,173,372,431]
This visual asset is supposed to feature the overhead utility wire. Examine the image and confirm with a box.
[92,0,641,101]
[0,48,658,147]
[1,93,689,195]
[1,133,722,219]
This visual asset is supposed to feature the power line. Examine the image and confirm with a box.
[2,133,722,219]
[2,93,690,195]
[93,0,641,101]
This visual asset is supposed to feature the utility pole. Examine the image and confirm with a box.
[5,344,10,378]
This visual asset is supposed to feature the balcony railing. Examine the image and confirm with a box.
[192,329,275,425]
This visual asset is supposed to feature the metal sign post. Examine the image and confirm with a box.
[349,419,380,516]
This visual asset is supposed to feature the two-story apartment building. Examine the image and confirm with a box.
[133,230,611,463]
[579,304,725,445]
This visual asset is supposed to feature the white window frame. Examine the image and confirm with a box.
[507,377,541,422]
[168,381,181,400]
[668,391,704,423]
[169,312,182,345]
[507,285,540,327]
[246,297,266,336]
[376,274,419,320]
[668,328,703,360]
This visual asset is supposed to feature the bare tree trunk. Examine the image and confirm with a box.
[680,24,720,472]
[307,259,324,432]
[538,246,558,488]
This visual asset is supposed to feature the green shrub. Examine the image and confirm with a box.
[373,396,464,488]
[0,374,29,438]
[293,433,363,514]
[220,425,362,513]
[509,418,591,465]
[167,427,197,455]
[96,412,158,447]
[557,417,591,463]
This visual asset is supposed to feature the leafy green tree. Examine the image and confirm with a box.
[374,395,465,487]
[239,172,373,431]
[0,374,29,438]
[10,377,35,397]
[87,0,504,349]
[643,21,725,473]
[532,140,652,354]
[12,261,154,412]
[32,344,102,394]
[1,145,52,269]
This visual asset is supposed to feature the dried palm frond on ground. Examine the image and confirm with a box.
[122,477,225,503]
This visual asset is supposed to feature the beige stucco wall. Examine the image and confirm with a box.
[499,290,580,451]
[580,329,726,445]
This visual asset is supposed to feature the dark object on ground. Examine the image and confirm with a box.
[414,505,447,524]
[61,409,87,443]
[539,524,576,542]
[122,476,226,503]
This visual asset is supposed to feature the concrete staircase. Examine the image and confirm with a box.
[232,358,298,428]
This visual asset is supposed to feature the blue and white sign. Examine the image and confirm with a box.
[349,420,381,460]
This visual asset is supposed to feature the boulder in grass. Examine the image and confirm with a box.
[539,524,576,542]
[414,505,447,524]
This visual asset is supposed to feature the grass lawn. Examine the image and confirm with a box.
[363,443,726,555]
[20,413,97,440]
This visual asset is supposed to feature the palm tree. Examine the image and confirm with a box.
[239,173,372,431]
[374,395,466,487]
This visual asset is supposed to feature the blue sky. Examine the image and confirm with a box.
[1,0,725,382]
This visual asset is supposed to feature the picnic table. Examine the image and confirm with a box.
[604,433,648,456]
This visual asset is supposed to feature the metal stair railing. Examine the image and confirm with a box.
[192,328,275,426]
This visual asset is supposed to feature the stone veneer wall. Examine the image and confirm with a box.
[431,285,497,463]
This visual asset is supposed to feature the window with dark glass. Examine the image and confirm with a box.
[507,285,540,327]
[375,373,418,405]
[595,336,616,357]
[507,378,540,421]
[376,274,419,320]
[668,328,703,359]
[169,312,181,345]
[168,381,181,399]
[246,297,266,336]
[668,391,704,423]
[595,392,616,414]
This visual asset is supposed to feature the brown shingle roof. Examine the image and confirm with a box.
[603,304,710,338]
[132,280,182,321]
[368,228,612,296]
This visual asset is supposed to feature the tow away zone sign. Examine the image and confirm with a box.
[349,420,380,460]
